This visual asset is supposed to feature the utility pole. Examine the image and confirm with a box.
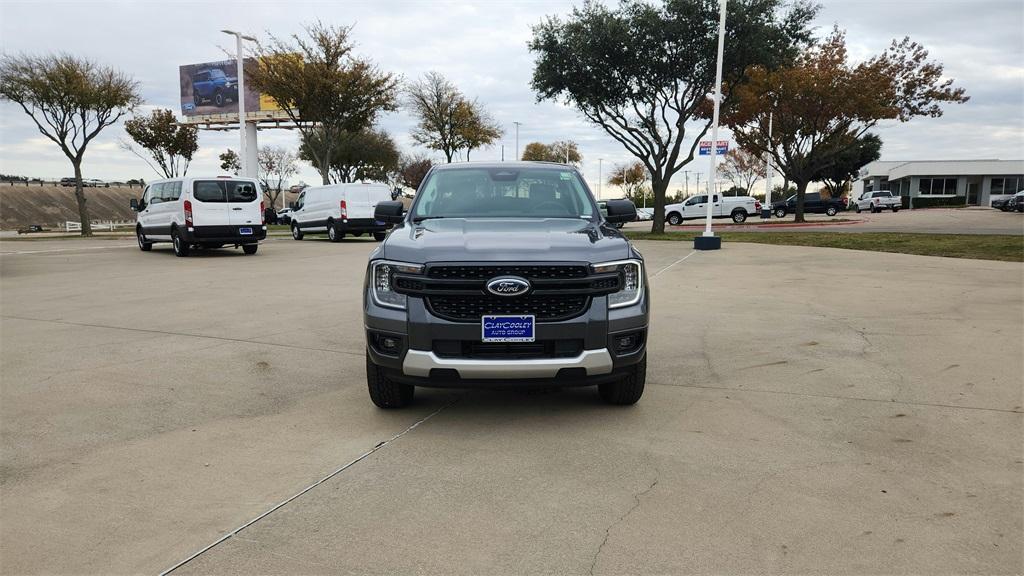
[513,121,521,160]
[696,0,727,251]
[221,30,257,178]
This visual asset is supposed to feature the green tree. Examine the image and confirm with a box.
[530,0,817,233]
[520,140,582,166]
[0,53,141,235]
[815,133,882,200]
[248,22,399,184]
[300,126,400,183]
[725,28,967,221]
[123,109,198,178]
[407,72,502,162]
[219,149,241,174]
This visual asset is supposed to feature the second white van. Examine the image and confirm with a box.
[289,182,394,242]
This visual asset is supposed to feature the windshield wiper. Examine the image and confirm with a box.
[411,215,446,223]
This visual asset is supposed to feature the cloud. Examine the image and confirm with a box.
[1,0,1021,192]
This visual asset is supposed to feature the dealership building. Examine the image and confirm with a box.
[853,159,1024,207]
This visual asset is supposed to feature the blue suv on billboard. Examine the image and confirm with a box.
[191,68,238,108]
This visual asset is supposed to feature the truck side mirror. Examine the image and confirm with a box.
[374,201,405,224]
[130,198,139,211]
[605,199,637,223]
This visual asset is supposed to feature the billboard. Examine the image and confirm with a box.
[179,58,283,121]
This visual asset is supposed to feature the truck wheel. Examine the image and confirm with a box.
[214,91,225,107]
[598,355,646,405]
[855,205,861,213]
[171,228,190,257]
[667,213,682,226]
[731,210,747,223]
[327,219,343,242]
[193,92,201,107]
[773,208,787,218]
[373,231,387,242]
[136,227,152,251]
[826,206,838,216]
[891,206,899,212]
[291,223,303,240]
[366,354,414,408]
[242,244,258,255]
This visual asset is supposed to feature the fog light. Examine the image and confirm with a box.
[380,337,398,351]
[616,334,637,352]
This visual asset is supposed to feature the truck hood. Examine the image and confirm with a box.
[381,218,633,264]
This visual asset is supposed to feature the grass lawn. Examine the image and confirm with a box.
[624,231,1024,263]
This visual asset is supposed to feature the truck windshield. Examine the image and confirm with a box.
[411,167,596,220]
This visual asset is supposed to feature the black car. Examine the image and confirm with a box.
[771,192,846,218]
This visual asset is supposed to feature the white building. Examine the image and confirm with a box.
[853,159,1024,207]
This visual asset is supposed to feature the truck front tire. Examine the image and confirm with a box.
[366,354,414,409]
[667,213,682,226]
[598,355,646,405]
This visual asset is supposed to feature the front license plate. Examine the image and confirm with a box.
[482,315,535,342]
[239,227,253,235]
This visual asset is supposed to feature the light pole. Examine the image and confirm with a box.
[221,29,257,178]
[761,111,774,218]
[513,121,521,160]
[598,158,603,199]
[696,0,727,251]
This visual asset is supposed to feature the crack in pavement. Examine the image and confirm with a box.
[159,395,462,575]
[589,472,660,576]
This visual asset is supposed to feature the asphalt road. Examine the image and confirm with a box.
[1,236,1021,575]
[625,207,1024,235]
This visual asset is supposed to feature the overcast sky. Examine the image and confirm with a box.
[1,0,1022,196]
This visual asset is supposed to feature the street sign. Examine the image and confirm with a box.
[699,140,729,155]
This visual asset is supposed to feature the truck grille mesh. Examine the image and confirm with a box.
[427,294,590,322]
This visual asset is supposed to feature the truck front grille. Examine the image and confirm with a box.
[427,294,590,322]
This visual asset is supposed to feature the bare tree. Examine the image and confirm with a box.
[719,148,765,194]
[122,108,198,178]
[407,72,501,162]
[258,146,298,210]
[0,53,141,235]
[248,22,399,184]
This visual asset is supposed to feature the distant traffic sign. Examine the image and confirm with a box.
[699,140,729,155]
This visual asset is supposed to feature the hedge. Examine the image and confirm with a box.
[902,196,967,209]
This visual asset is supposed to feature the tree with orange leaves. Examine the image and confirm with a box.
[724,28,968,222]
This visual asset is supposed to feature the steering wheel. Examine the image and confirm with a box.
[531,201,571,216]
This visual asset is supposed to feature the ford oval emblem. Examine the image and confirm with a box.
[486,276,531,297]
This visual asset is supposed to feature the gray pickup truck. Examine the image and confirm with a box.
[363,162,649,408]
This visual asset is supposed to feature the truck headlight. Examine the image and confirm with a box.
[371,260,423,309]
[593,259,643,309]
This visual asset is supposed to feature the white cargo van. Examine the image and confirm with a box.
[130,176,266,257]
[289,182,394,242]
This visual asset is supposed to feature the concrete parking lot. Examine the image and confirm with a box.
[1,236,1021,575]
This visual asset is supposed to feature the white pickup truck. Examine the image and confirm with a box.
[854,190,900,213]
[664,194,761,225]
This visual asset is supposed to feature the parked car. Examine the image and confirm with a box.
[1005,190,1024,213]
[994,189,1024,211]
[130,176,266,256]
[664,194,761,225]
[17,225,45,234]
[82,178,107,188]
[276,207,292,224]
[635,207,654,221]
[854,190,900,213]
[365,162,647,408]
[289,182,393,242]
[59,177,76,187]
[191,68,238,108]
[771,192,846,218]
